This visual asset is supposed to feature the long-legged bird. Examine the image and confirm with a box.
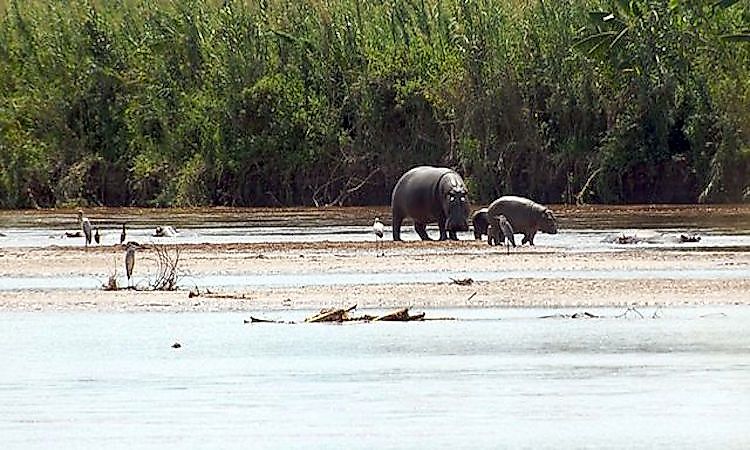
[373,217,385,256]
[120,224,126,245]
[125,244,136,289]
[494,215,516,254]
[77,210,92,248]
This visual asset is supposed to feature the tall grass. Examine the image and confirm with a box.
[0,0,748,208]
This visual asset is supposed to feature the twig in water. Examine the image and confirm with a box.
[614,307,644,319]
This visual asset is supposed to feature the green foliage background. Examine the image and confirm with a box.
[0,0,748,208]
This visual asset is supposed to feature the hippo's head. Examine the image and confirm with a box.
[539,209,558,234]
[444,186,470,232]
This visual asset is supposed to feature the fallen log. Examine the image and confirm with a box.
[304,304,358,323]
[244,316,284,324]
[450,277,474,286]
[373,307,425,322]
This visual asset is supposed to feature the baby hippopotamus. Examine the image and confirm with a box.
[486,196,557,245]
[471,208,489,240]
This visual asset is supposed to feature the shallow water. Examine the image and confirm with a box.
[2,308,749,449]
[2,225,750,250]
[1,205,749,250]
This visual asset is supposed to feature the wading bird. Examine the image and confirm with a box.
[94,228,100,244]
[77,210,92,248]
[494,215,515,255]
[125,244,136,289]
[120,223,126,245]
[372,217,385,256]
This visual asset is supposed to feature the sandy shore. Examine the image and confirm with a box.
[1,240,748,312]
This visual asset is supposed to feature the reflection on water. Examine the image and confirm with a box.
[2,225,750,251]
[1,308,749,449]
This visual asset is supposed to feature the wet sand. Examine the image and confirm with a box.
[1,240,748,311]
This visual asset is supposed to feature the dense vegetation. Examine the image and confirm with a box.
[0,0,748,208]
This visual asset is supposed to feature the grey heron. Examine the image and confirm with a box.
[125,244,136,289]
[120,224,126,244]
[94,228,100,244]
[77,210,92,247]
[488,215,516,254]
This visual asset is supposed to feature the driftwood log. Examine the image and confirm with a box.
[244,316,284,324]
[304,304,358,323]
[372,307,425,322]
[246,306,432,324]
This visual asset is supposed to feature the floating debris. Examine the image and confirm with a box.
[246,305,445,325]
[539,311,600,319]
[372,307,425,322]
[450,277,474,286]
[617,234,639,245]
[305,305,358,323]
[679,233,701,243]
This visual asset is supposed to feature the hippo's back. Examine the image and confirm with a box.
[392,166,453,219]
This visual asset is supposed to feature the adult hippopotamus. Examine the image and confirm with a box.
[486,196,557,245]
[391,166,470,241]
[471,208,489,240]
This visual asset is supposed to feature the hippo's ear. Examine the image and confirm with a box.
[544,209,555,220]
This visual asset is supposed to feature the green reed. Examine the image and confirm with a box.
[0,0,747,208]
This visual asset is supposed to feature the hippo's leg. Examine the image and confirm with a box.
[523,229,538,246]
[415,222,432,241]
[448,230,459,241]
[392,210,403,241]
[437,216,448,241]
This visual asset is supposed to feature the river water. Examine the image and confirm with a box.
[2,206,749,448]
[2,308,749,449]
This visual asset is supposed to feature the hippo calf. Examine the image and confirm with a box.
[391,166,470,241]
[486,196,557,245]
[471,208,489,240]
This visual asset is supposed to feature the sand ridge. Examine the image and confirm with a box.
[1,240,748,311]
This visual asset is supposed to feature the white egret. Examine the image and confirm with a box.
[373,217,385,256]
